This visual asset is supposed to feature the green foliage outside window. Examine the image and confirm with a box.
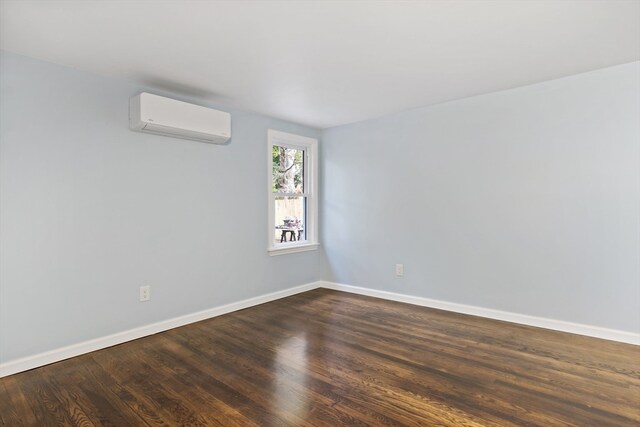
[272,145,304,193]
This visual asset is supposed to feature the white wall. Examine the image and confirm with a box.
[321,62,640,334]
[0,52,323,364]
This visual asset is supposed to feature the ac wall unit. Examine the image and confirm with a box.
[129,92,231,144]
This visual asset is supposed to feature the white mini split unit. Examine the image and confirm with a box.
[129,92,231,144]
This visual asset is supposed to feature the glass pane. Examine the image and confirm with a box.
[272,145,304,194]
[274,196,306,244]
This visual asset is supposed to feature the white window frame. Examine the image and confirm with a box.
[267,129,319,255]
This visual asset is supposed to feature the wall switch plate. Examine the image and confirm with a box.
[139,285,151,302]
[395,264,404,277]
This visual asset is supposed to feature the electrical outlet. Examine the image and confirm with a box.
[139,285,151,302]
[395,264,404,277]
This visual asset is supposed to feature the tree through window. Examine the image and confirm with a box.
[272,146,304,194]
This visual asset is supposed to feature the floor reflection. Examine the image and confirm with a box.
[269,332,311,419]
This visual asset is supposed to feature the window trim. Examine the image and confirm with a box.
[267,129,319,255]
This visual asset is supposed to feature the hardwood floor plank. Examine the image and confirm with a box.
[210,314,494,426]
[1,288,638,426]
[174,322,453,426]
[281,297,639,421]
[0,376,37,426]
[17,369,76,426]
[227,305,534,426]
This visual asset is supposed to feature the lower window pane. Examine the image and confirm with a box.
[274,196,306,245]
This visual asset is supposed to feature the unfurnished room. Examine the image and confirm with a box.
[0,1,639,426]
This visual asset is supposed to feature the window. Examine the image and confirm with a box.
[267,130,318,255]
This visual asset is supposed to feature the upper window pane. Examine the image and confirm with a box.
[272,145,304,194]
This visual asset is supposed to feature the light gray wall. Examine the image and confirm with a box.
[2,52,638,367]
[0,52,323,363]
[321,62,640,333]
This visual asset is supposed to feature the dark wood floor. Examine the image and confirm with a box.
[1,288,639,426]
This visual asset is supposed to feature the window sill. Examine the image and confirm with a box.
[268,243,320,256]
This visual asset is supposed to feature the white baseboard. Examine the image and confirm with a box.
[0,281,320,378]
[318,281,640,345]
[3,280,637,378]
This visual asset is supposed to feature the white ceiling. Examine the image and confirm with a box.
[1,0,639,128]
